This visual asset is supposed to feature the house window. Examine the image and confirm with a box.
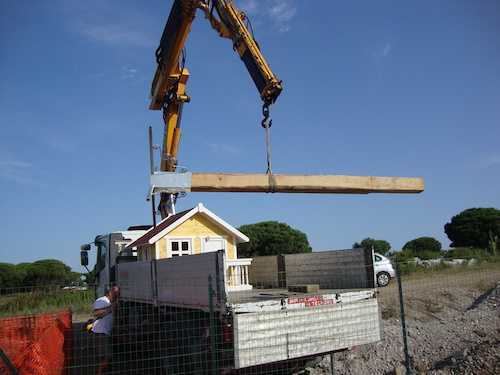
[169,239,192,257]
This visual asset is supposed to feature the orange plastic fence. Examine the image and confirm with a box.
[0,310,72,375]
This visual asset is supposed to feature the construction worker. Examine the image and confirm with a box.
[91,286,119,374]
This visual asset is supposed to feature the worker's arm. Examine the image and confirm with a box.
[93,306,111,319]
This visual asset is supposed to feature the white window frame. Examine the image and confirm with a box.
[168,238,193,257]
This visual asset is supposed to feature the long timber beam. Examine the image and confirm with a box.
[189,173,424,194]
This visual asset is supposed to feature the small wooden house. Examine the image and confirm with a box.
[127,203,252,290]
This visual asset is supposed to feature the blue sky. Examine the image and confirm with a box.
[1,0,499,271]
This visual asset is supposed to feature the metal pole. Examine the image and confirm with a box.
[396,263,412,374]
[208,275,218,374]
[329,352,335,374]
[148,126,157,227]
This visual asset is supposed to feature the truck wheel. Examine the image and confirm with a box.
[376,272,391,287]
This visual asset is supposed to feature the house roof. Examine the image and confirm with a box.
[126,203,249,248]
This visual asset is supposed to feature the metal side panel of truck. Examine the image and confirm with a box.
[116,249,382,370]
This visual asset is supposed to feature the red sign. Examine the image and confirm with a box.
[287,295,336,307]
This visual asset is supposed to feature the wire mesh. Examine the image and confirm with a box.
[0,253,498,374]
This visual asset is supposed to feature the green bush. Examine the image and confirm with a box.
[391,250,414,263]
[443,247,488,260]
[403,236,442,253]
[397,261,417,275]
[416,250,442,260]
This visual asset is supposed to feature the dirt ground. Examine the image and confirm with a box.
[307,265,500,375]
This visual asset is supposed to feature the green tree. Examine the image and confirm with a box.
[444,208,500,250]
[237,221,312,257]
[403,237,442,254]
[0,263,25,289]
[23,259,79,287]
[356,237,391,255]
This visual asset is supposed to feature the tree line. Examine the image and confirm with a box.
[0,259,80,290]
[394,207,499,261]
[236,207,500,260]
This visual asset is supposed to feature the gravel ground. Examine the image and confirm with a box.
[306,267,500,375]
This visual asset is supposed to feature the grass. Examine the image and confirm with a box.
[377,260,500,321]
[396,259,500,281]
[0,288,94,317]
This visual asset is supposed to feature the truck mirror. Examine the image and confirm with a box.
[81,244,91,251]
[80,251,89,266]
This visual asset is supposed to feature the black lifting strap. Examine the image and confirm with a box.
[261,104,277,193]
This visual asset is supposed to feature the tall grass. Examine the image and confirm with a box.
[397,259,500,281]
[0,288,94,317]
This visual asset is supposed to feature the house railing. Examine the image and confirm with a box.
[226,258,253,291]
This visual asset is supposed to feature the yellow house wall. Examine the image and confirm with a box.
[156,238,167,259]
[154,213,237,260]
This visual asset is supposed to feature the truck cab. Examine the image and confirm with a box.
[81,226,150,296]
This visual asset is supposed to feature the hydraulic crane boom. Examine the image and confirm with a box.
[150,0,282,110]
[149,0,283,218]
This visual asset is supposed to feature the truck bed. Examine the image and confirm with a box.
[116,251,382,370]
[230,288,381,368]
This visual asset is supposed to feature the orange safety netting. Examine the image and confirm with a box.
[0,310,72,375]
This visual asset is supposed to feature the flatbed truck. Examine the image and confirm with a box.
[82,233,381,373]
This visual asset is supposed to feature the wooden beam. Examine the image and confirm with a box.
[190,173,424,194]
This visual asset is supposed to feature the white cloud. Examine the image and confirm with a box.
[372,42,393,61]
[381,43,392,57]
[58,0,153,48]
[239,0,259,15]
[477,153,500,169]
[269,0,297,32]
[238,0,297,33]
[0,160,44,187]
[120,66,139,80]
[78,23,152,48]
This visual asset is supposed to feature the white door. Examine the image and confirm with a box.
[204,238,225,253]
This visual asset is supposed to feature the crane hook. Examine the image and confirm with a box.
[261,103,276,192]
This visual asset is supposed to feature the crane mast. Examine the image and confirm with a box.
[149,0,282,219]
